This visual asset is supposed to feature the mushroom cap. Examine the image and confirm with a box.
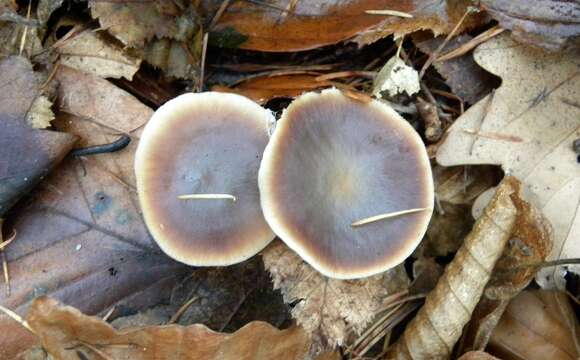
[259,89,434,279]
[136,92,275,266]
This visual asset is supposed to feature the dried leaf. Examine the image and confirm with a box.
[55,26,141,80]
[142,33,203,80]
[436,33,580,289]
[88,0,198,47]
[211,0,485,52]
[488,291,580,360]
[434,165,497,206]
[263,241,409,355]
[0,65,187,358]
[373,56,420,97]
[390,177,519,359]
[0,56,76,216]
[459,187,553,353]
[27,296,309,360]
[88,0,202,81]
[213,74,332,105]
[414,34,498,104]
[481,0,580,51]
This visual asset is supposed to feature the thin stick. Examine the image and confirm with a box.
[352,208,430,227]
[419,7,476,79]
[178,194,236,202]
[365,10,413,18]
[0,230,16,251]
[18,1,32,56]
[198,32,209,92]
[0,304,35,333]
[169,296,200,324]
[436,26,505,62]
[208,0,232,30]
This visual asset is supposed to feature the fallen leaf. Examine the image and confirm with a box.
[262,240,409,355]
[142,32,203,80]
[27,296,309,360]
[481,0,580,51]
[434,165,497,206]
[488,290,580,360]
[88,0,198,47]
[373,56,420,97]
[88,0,202,81]
[53,24,142,80]
[414,34,498,104]
[211,0,486,52]
[436,33,580,289]
[0,56,75,216]
[213,73,332,105]
[390,177,518,359]
[0,65,188,358]
[25,96,55,129]
[459,185,553,354]
[36,0,65,25]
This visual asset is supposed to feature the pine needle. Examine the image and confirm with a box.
[352,208,430,227]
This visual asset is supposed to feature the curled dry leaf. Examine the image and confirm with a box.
[262,241,409,355]
[459,184,553,354]
[53,24,141,80]
[27,296,309,360]
[0,65,187,359]
[389,177,518,359]
[212,73,332,105]
[488,290,580,360]
[481,0,580,51]
[210,0,486,52]
[437,33,580,289]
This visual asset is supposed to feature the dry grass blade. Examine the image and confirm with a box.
[0,304,34,334]
[351,208,430,227]
[365,10,413,18]
[436,26,505,63]
[389,177,519,359]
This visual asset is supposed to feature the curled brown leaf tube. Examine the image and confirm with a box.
[389,177,519,359]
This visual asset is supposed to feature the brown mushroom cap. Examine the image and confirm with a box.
[136,92,275,266]
[259,89,433,279]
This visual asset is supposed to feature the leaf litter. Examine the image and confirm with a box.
[1,1,580,359]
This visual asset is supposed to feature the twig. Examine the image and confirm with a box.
[419,7,478,79]
[209,0,232,30]
[169,296,200,324]
[18,1,32,56]
[314,71,376,82]
[352,208,430,227]
[0,230,16,251]
[436,26,505,62]
[219,288,254,332]
[199,33,209,92]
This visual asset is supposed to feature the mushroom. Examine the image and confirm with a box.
[135,92,275,266]
[259,89,433,279]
